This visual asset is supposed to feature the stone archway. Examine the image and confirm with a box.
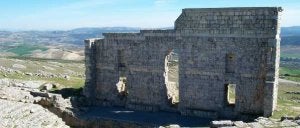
[164,49,179,106]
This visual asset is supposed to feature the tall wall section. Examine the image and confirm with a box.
[83,7,282,118]
[174,7,282,117]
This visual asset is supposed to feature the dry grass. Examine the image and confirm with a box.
[272,82,300,119]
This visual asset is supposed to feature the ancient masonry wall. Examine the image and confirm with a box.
[84,7,282,118]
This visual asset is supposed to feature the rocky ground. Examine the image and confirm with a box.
[0,57,82,127]
[0,57,299,127]
[0,99,69,128]
[0,78,70,128]
[0,77,299,128]
[211,117,300,128]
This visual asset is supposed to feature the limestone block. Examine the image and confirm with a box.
[211,120,234,128]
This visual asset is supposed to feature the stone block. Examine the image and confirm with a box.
[233,121,248,127]
[211,120,234,128]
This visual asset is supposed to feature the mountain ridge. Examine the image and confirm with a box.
[0,26,299,46]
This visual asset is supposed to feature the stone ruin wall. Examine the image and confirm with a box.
[83,7,282,119]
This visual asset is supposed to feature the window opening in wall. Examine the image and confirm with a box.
[164,49,179,107]
[116,50,127,98]
[116,77,127,97]
[225,53,235,73]
[225,84,236,106]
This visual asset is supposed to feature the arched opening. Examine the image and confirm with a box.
[164,49,179,107]
[116,50,127,99]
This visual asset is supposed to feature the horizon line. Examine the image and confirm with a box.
[1,25,300,32]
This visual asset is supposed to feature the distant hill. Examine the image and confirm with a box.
[0,27,140,60]
[281,26,300,46]
[281,26,300,36]
[0,27,140,46]
[0,26,300,46]
[67,27,140,45]
[0,26,299,60]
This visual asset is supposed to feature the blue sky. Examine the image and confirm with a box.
[0,0,299,30]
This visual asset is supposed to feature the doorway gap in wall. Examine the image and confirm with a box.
[165,49,180,107]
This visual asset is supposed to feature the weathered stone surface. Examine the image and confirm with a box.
[12,64,26,69]
[30,91,50,98]
[84,7,282,118]
[254,117,277,127]
[40,83,54,91]
[160,124,181,128]
[211,116,300,128]
[280,119,299,127]
[295,120,300,125]
[233,121,248,127]
[0,99,69,128]
[247,122,264,128]
[281,115,295,121]
[211,120,234,128]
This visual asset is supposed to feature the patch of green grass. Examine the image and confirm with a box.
[0,72,84,89]
[271,83,300,119]
[49,77,84,89]
[3,56,83,63]
[275,65,300,118]
[280,67,300,82]
[280,67,300,75]
[0,56,85,78]
[283,76,300,82]
[7,44,48,56]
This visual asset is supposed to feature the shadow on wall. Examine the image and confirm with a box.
[50,87,83,98]
[47,87,213,127]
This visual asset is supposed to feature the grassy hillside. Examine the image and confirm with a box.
[272,81,300,119]
[0,57,85,89]
[7,43,48,56]
[280,48,300,82]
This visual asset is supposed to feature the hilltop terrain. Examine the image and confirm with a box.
[0,26,300,60]
[0,27,299,127]
[0,27,139,60]
[0,26,299,60]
